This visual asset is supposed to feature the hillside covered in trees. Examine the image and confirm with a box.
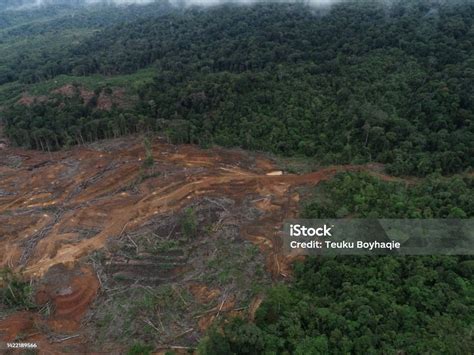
[1,0,473,176]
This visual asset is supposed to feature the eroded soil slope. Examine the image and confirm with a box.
[0,137,387,351]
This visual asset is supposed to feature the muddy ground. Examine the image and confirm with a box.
[0,136,393,353]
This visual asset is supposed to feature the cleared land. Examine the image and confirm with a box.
[0,137,397,351]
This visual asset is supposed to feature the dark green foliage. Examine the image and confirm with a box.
[181,207,197,239]
[303,173,474,219]
[198,327,232,355]
[2,1,474,175]
[258,255,472,354]
[202,255,474,354]
[0,268,36,310]
[199,174,474,354]
[142,137,154,169]
[127,342,153,355]
[135,1,474,176]
[0,3,174,84]
[3,92,155,150]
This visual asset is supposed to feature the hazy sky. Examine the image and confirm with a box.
[166,0,342,5]
[17,0,346,8]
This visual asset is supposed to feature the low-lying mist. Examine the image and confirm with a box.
[167,0,343,6]
[3,0,469,14]
[4,0,347,11]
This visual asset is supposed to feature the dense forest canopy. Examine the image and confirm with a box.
[1,0,473,177]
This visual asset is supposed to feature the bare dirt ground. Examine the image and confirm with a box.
[0,136,396,352]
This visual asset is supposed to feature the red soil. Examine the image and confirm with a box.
[0,264,98,353]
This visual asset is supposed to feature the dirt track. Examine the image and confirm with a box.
[0,137,395,350]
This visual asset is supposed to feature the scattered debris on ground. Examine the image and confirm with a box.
[0,136,397,351]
